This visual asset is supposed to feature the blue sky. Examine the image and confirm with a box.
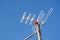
[0,0,60,40]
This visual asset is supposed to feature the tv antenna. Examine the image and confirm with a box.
[20,8,53,40]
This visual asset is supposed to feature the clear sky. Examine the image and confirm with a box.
[0,0,60,40]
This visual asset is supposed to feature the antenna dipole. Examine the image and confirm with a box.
[41,8,53,26]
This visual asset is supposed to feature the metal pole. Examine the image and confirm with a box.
[24,32,37,40]
[36,24,42,40]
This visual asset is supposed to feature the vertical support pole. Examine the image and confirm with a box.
[36,24,42,40]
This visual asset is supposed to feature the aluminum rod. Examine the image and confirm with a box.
[24,32,37,40]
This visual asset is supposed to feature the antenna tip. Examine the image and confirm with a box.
[51,8,53,10]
